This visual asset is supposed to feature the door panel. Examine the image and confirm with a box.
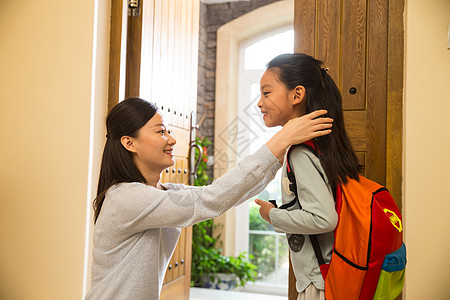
[341,0,366,110]
[139,0,154,101]
[295,0,387,183]
[316,0,340,84]
[107,1,199,299]
[343,110,368,152]
[294,0,315,55]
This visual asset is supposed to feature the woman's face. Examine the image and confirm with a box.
[130,113,176,174]
[257,69,297,127]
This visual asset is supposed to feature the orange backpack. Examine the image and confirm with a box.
[283,142,406,300]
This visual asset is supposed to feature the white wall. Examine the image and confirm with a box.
[0,0,109,299]
[404,0,450,299]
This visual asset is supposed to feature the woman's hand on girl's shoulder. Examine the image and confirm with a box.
[265,110,332,162]
[282,110,333,145]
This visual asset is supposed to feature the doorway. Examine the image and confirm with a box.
[234,27,294,296]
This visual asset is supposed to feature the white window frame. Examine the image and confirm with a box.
[235,26,293,296]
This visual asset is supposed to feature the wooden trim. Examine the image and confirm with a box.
[366,0,388,185]
[288,256,298,300]
[386,0,405,210]
[108,0,125,110]
[125,3,143,98]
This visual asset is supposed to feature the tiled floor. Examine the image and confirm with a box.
[190,287,288,300]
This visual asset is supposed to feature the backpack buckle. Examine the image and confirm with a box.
[268,200,278,208]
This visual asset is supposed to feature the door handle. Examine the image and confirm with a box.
[189,141,203,185]
[189,112,205,185]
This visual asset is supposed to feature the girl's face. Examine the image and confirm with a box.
[258,69,303,127]
[126,113,176,174]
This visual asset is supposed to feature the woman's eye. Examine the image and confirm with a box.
[167,130,172,135]
[263,91,270,96]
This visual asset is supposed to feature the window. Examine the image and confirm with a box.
[235,27,293,295]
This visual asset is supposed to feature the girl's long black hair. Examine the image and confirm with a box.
[93,97,158,223]
[267,53,360,192]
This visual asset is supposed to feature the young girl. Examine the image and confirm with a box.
[255,53,360,300]
[85,97,333,300]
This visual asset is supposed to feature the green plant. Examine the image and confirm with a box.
[191,137,257,288]
[193,136,212,186]
[191,220,257,288]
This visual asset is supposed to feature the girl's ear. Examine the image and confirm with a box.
[293,85,306,105]
[121,136,138,153]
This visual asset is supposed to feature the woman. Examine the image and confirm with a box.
[85,97,332,300]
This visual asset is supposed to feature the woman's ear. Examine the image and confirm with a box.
[121,136,138,153]
[293,85,306,105]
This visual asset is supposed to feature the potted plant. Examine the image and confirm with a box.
[191,137,257,290]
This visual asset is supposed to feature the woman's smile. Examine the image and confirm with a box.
[164,148,174,157]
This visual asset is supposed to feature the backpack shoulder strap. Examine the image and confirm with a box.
[285,145,298,199]
[285,140,319,200]
[299,140,319,156]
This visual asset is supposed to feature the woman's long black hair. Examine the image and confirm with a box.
[267,53,360,192]
[93,97,158,223]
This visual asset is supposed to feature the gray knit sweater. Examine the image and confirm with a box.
[85,145,281,300]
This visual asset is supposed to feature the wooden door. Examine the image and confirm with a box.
[290,0,404,299]
[108,1,200,299]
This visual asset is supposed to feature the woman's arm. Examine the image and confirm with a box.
[266,110,332,162]
[109,145,280,232]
